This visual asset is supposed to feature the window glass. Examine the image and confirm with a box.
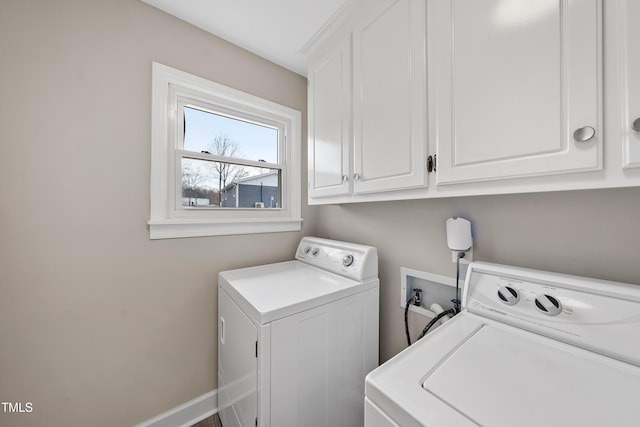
[181,158,280,208]
[183,106,278,163]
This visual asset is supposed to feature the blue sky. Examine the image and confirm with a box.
[183,107,278,163]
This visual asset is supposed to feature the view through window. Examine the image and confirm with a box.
[180,106,281,209]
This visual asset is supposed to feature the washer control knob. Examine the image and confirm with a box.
[311,247,320,257]
[535,294,562,316]
[302,245,311,255]
[497,286,520,305]
[342,254,354,267]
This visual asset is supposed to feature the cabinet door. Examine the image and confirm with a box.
[431,0,602,184]
[352,0,427,194]
[308,37,352,198]
[620,0,640,168]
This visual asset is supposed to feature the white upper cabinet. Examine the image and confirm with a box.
[351,0,427,193]
[308,37,352,198]
[305,0,640,204]
[619,0,640,168]
[429,0,602,185]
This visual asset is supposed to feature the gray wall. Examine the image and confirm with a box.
[315,187,640,361]
[0,1,313,426]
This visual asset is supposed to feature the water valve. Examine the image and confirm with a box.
[412,288,422,306]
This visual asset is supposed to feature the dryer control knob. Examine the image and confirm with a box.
[534,294,562,316]
[497,286,519,305]
[342,254,354,267]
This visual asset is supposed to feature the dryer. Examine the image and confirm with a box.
[365,261,640,427]
[218,237,379,427]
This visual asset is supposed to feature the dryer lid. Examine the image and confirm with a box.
[220,261,378,324]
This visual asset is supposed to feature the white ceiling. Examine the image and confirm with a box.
[141,0,349,76]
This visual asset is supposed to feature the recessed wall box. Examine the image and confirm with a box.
[400,267,461,318]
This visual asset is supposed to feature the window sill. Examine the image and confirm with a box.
[148,217,303,239]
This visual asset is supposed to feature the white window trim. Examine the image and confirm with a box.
[148,62,302,239]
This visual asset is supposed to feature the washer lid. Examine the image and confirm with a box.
[220,261,378,324]
[422,324,640,427]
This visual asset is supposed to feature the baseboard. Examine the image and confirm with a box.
[134,389,218,427]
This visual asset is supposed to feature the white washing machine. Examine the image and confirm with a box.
[218,237,379,427]
[365,261,640,427]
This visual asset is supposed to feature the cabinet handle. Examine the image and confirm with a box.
[573,126,595,142]
[427,155,434,173]
[341,174,349,182]
[353,173,360,181]
[632,118,640,132]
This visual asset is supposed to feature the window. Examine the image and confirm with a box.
[149,63,302,239]
[180,107,280,209]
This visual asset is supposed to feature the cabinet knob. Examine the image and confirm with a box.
[632,118,640,132]
[341,174,349,182]
[573,126,595,142]
[353,173,361,181]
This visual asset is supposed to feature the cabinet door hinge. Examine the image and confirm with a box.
[255,417,258,427]
[255,341,258,358]
[427,155,437,173]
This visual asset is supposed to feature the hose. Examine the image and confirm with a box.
[404,296,417,346]
[417,308,457,340]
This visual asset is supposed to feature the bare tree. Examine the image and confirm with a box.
[209,134,248,192]
[182,161,207,206]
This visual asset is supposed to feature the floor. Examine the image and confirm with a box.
[191,413,222,427]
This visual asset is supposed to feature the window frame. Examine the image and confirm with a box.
[149,62,302,239]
